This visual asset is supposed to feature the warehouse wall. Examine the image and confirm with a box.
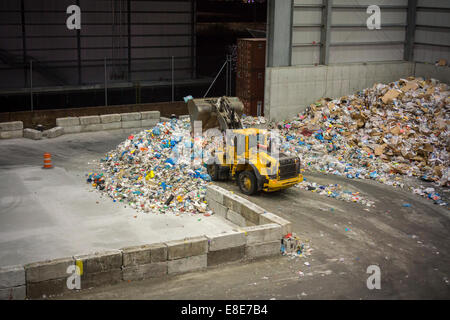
[265,0,450,121]
[0,0,195,90]
[291,0,408,65]
[414,0,450,64]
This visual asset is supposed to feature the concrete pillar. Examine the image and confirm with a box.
[267,0,293,67]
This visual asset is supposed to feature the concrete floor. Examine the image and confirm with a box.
[56,172,450,300]
[0,129,236,267]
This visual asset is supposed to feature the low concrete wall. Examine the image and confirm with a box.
[0,111,160,140]
[0,101,187,129]
[415,62,450,84]
[265,61,415,121]
[0,185,290,299]
[0,121,23,139]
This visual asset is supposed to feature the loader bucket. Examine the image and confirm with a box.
[187,97,244,132]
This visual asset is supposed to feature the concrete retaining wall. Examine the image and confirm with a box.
[415,62,450,84]
[265,61,416,121]
[58,111,160,136]
[0,185,290,299]
[0,111,160,140]
[0,121,23,139]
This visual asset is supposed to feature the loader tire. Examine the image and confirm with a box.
[238,171,257,195]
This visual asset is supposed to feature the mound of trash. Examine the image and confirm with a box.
[265,77,449,206]
[87,118,213,215]
[87,77,448,212]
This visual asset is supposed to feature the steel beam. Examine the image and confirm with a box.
[320,0,332,65]
[267,0,293,67]
[404,0,417,61]
[20,0,27,87]
[128,0,131,81]
[191,0,197,79]
[76,0,81,84]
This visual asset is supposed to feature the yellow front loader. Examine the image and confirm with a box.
[188,96,303,195]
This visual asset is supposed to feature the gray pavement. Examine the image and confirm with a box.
[56,171,450,300]
[0,129,236,267]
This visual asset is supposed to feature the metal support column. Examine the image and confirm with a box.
[171,56,175,102]
[30,60,33,111]
[267,0,293,67]
[20,0,27,88]
[104,58,108,106]
[76,0,81,84]
[190,0,197,79]
[404,0,417,61]
[127,0,132,81]
[320,0,333,65]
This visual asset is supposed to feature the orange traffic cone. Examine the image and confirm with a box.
[43,153,53,169]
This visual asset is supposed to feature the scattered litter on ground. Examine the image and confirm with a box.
[297,179,375,206]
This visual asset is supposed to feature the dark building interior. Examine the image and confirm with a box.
[0,0,267,113]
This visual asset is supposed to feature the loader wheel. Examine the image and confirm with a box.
[238,171,257,195]
[207,164,220,181]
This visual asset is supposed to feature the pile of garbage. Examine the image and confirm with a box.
[281,233,313,258]
[87,118,213,215]
[265,77,449,206]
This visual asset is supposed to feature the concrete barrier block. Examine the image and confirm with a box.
[0,130,23,139]
[121,243,167,266]
[80,269,122,289]
[0,121,23,131]
[166,237,208,260]
[121,120,141,129]
[160,116,171,122]
[226,210,247,227]
[207,199,228,218]
[141,111,160,120]
[243,224,282,245]
[62,126,82,134]
[207,245,245,267]
[102,122,122,130]
[149,243,168,263]
[26,278,69,299]
[141,119,159,128]
[167,254,207,274]
[79,115,100,125]
[81,124,103,132]
[0,265,25,289]
[259,212,292,235]
[206,231,246,251]
[240,201,265,225]
[206,185,224,204]
[0,286,26,300]
[223,193,243,214]
[25,257,74,283]
[122,262,167,281]
[43,127,64,138]
[23,128,42,140]
[100,114,121,124]
[74,250,122,274]
[245,240,281,259]
[56,117,80,127]
[121,112,141,121]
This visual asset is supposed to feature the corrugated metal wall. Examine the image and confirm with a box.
[291,0,449,66]
[0,0,195,90]
[414,0,450,63]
